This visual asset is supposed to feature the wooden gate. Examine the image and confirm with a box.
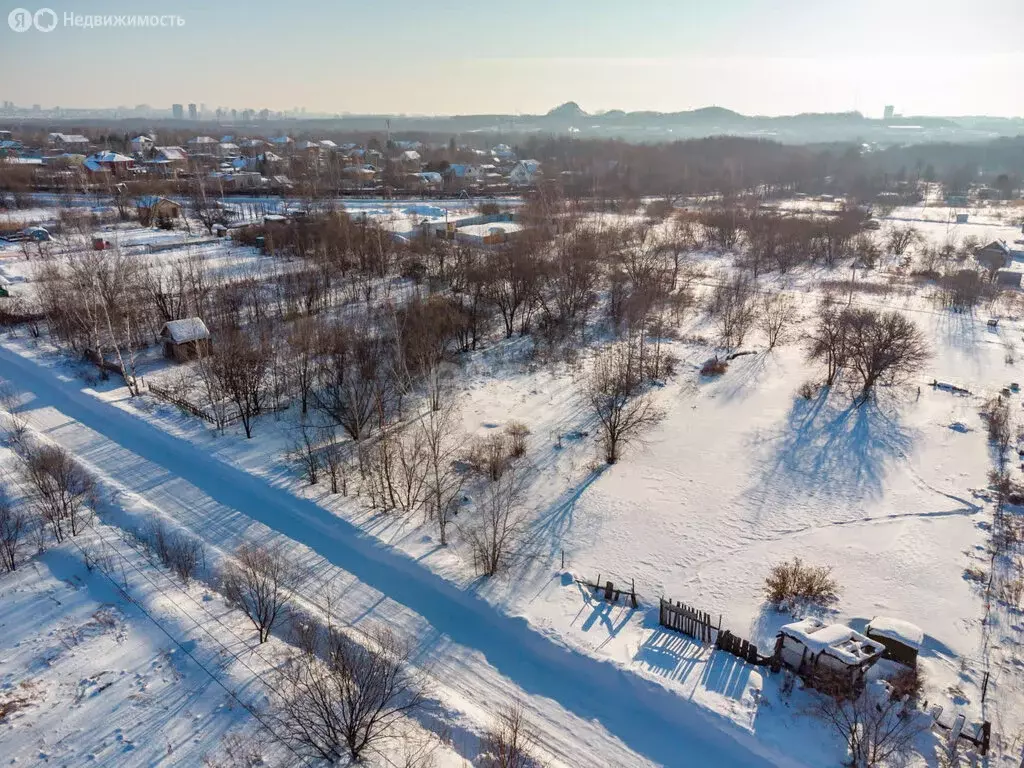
[659,598,721,643]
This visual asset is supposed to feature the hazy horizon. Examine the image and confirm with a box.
[3,0,1023,118]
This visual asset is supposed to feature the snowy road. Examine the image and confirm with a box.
[0,344,795,768]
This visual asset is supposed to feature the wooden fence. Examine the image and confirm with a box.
[716,629,769,666]
[148,382,223,425]
[658,599,720,643]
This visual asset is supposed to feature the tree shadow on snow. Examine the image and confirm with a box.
[758,388,914,506]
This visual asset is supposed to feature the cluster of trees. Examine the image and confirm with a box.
[0,432,97,572]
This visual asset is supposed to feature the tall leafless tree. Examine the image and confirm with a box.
[222,542,293,643]
[842,309,929,400]
[419,404,465,546]
[584,343,664,464]
[759,291,797,350]
[274,624,426,764]
[0,485,27,572]
[21,443,96,543]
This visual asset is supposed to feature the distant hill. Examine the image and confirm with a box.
[546,101,589,119]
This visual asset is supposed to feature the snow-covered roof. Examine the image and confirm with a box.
[780,618,884,666]
[219,142,240,152]
[399,150,421,162]
[155,146,187,161]
[319,139,337,148]
[50,133,89,144]
[188,136,218,145]
[161,318,210,344]
[866,617,924,651]
[448,163,479,177]
[89,151,133,164]
[978,240,1011,255]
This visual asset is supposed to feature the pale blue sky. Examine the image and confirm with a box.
[3,0,1023,116]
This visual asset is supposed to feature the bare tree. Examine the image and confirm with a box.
[814,680,929,768]
[478,703,545,768]
[707,273,757,349]
[842,309,929,400]
[274,624,426,764]
[322,428,349,495]
[466,466,529,577]
[419,405,465,545]
[289,423,322,485]
[584,343,664,464]
[806,304,850,387]
[222,542,293,643]
[21,444,96,543]
[759,291,796,350]
[885,224,918,260]
[209,329,271,439]
[0,486,27,572]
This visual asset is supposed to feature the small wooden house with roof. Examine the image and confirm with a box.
[159,318,210,362]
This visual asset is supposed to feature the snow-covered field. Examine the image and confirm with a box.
[2,200,1024,766]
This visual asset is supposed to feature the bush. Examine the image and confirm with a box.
[505,421,530,459]
[700,356,728,376]
[797,380,819,400]
[764,557,840,610]
[887,666,925,702]
[465,433,511,481]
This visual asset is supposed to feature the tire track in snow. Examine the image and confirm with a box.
[0,344,797,768]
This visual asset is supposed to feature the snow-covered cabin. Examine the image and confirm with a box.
[774,618,885,692]
[218,142,240,158]
[159,318,211,362]
[509,159,541,187]
[865,617,923,667]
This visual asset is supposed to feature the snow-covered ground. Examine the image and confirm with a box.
[2,199,1024,766]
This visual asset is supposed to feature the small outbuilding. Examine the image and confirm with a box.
[136,196,181,226]
[995,269,1022,288]
[865,616,923,668]
[159,318,211,362]
[774,618,885,692]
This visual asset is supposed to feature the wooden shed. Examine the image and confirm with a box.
[137,196,182,226]
[865,616,923,668]
[774,618,885,693]
[159,318,211,362]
